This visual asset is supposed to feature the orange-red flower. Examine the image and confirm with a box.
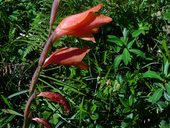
[52,4,112,43]
[42,47,90,69]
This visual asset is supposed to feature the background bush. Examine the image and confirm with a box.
[0,0,170,127]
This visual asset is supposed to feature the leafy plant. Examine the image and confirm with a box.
[107,25,149,68]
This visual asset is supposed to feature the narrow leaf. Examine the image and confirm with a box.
[163,60,169,76]
[1,95,13,109]
[2,109,23,117]
[33,117,52,128]
[37,92,70,113]
[143,71,163,81]
[149,88,163,103]
[122,48,131,65]
[8,90,28,99]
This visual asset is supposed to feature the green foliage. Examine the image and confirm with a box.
[1,0,170,127]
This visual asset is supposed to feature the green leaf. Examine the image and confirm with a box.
[114,55,122,68]
[128,95,134,107]
[1,95,13,109]
[107,35,124,46]
[120,98,129,108]
[163,60,169,76]
[122,48,131,65]
[165,82,170,95]
[159,120,170,128]
[90,113,99,120]
[132,29,145,37]
[163,10,170,21]
[2,109,23,117]
[129,49,145,58]
[122,28,129,40]
[127,39,135,49]
[162,41,170,58]
[91,104,97,113]
[8,90,28,99]
[143,71,163,81]
[149,88,163,103]
[164,92,170,101]
[122,28,129,45]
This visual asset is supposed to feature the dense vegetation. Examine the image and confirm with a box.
[1,0,170,127]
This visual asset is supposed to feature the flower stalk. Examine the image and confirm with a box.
[23,2,112,127]
[23,35,54,128]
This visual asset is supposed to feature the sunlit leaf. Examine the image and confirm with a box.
[114,55,122,69]
[149,88,163,103]
[132,29,145,37]
[107,35,124,46]
[122,48,131,65]
[163,60,169,76]
[143,71,163,81]
[122,28,129,44]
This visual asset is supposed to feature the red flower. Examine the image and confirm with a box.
[42,47,90,69]
[52,4,112,43]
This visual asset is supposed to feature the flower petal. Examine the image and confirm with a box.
[57,4,102,30]
[74,62,89,69]
[76,33,96,43]
[82,14,112,31]
[42,47,91,68]
[33,117,52,128]
[37,92,70,114]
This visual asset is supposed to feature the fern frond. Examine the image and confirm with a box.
[15,0,53,59]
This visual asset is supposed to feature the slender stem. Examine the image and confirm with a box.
[23,35,54,128]
[23,93,36,128]
[29,35,53,96]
